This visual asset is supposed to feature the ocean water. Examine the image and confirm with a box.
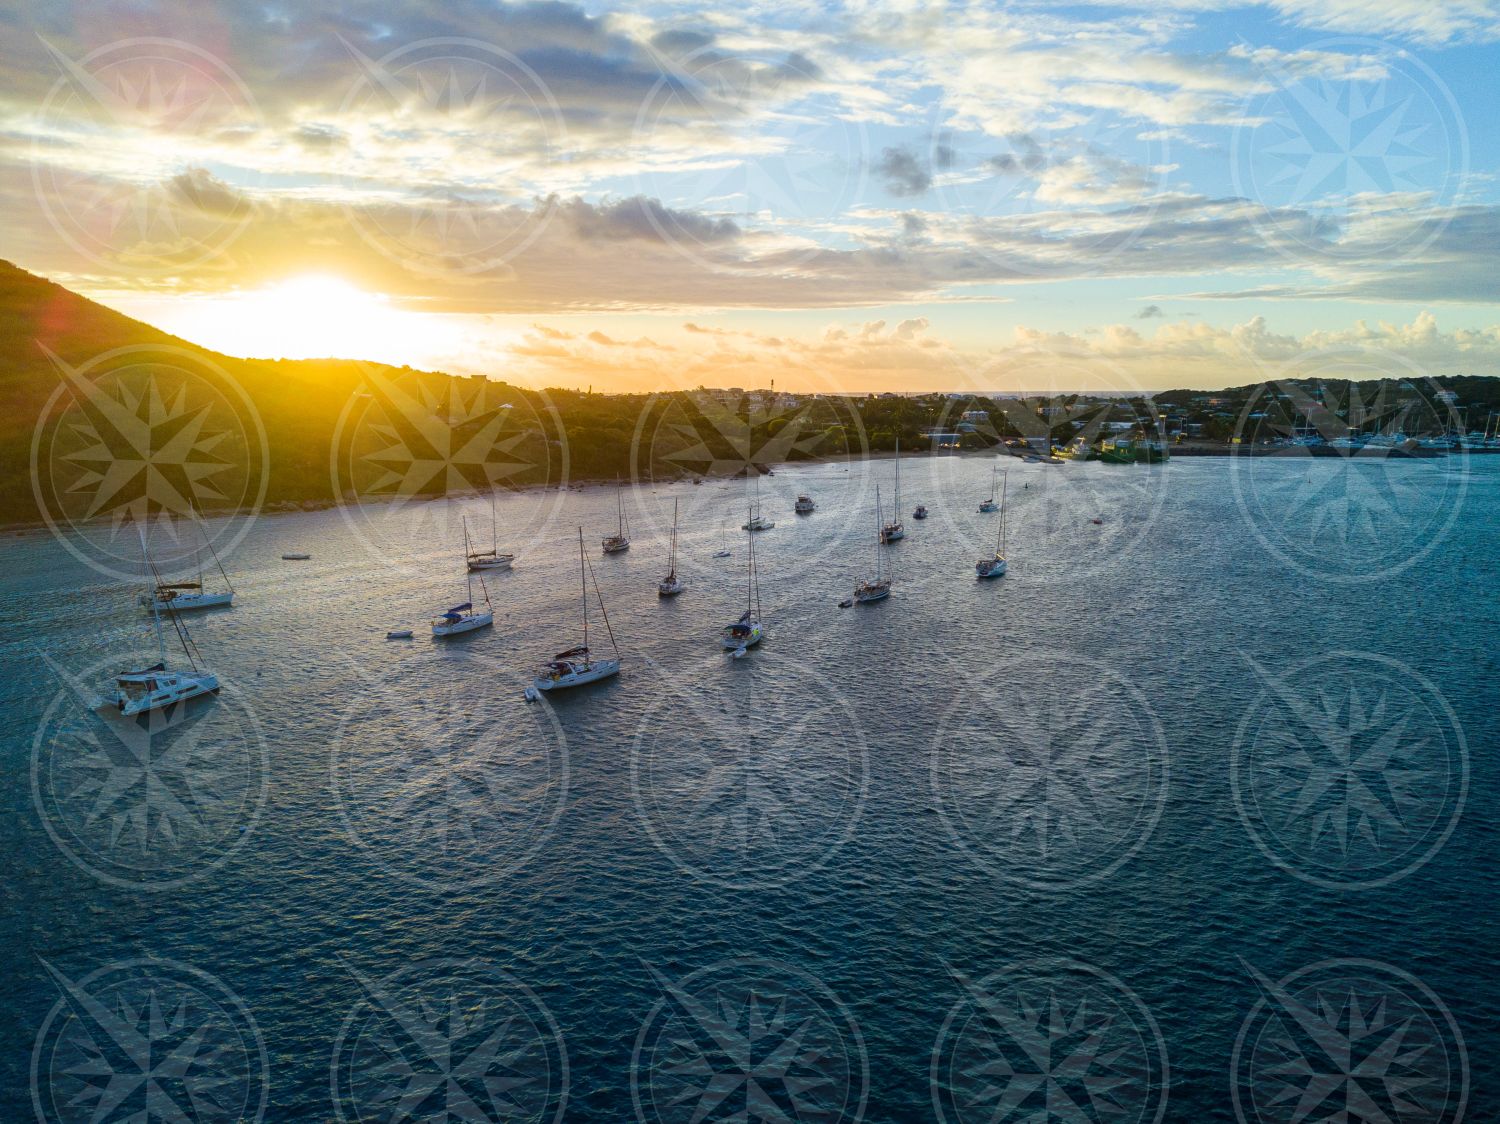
[2,451,1496,1122]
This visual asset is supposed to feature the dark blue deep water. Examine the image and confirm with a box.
[3,452,1497,1121]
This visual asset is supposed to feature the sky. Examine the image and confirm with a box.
[3,0,1500,393]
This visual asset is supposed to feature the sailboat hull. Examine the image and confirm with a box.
[432,612,494,637]
[533,659,620,691]
[467,556,514,571]
[721,624,763,649]
[976,558,1007,579]
[658,580,684,597]
[602,538,630,553]
[139,590,234,611]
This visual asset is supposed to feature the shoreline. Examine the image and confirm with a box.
[6,442,1485,536]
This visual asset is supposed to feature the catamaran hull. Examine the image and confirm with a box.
[105,674,220,717]
[140,591,234,611]
[532,660,620,692]
[432,612,494,637]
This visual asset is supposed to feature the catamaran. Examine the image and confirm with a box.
[659,498,685,597]
[467,489,515,571]
[854,485,892,603]
[976,470,1009,579]
[881,437,905,543]
[978,464,999,512]
[722,514,764,655]
[529,528,622,695]
[603,480,631,553]
[139,505,234,611]
[104,531,220,716]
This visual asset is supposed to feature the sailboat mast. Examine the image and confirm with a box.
[491,487,498,554]
[746,509,754,614]
[1000,470,1008,556]
[194,501,233,592]
[578,526,588,652]
[670,498,678,572]
[874,484,884,581]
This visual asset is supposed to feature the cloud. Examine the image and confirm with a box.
[873,146,932,196]
[1137,304,1163,319]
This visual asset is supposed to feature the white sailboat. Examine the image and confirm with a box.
[978,463,999,512]
[881,437,905,543]
[976,470,1009,579]
[722,511,764,655]
[139,505,234,611]
[742,472,775,531]
[433,523,495,636]
[467,488,515,571]
[104,530,220,716]
[713,518,732,559]
[529,528,622,695]
[854,484,892,603]
[603,480,631,553]
[659,498,685,597]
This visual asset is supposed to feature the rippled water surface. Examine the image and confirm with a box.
[3,453,1497,1121]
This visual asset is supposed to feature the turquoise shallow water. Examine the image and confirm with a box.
[3,452,1497,1121]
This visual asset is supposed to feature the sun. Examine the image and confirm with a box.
[141,274,463,366]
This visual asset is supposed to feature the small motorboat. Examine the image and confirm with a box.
[913,505,928,520]
[1092,517,1104,525]
[282,553,311,561]
[794,494,816,513]
[386,629,414,640]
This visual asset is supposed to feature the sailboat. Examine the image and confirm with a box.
[659,498,685,597]
[433,523,495,636]
[467,488,515,571]
[976,470,1009,579]
[139,505,234,611]
[881,437,905,542]
[529,528,622,695]
[104,531,220,716]
[713,518,732,559]
[742,472,775,531]
[603,480,631,553]
[854,485,892,603]
[978,463,999,512]
[721,511,764,654]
